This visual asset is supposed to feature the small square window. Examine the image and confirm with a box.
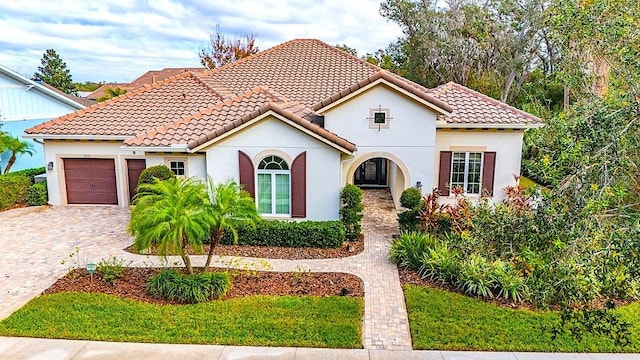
[169,160,185,176]
[369,107,391,129]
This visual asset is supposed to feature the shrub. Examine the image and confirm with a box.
[340,184,364,240]
[389,232,437,269]
[97,256,132,285]
[221,220,345,248]
[8,167,45,184]
[27,181,48,206]
[400,187,422,209]
[0,174,31,210]
[147,270,231,303]
[457,254,495,298]
[491,261,528,302]
[137,165,175,186]
[419,241,460,284]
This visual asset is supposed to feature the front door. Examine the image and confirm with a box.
[354,158,387,186]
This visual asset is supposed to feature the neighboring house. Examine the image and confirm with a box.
[86,68,205,101]
[0,64,88,172]
[24,39,542,220]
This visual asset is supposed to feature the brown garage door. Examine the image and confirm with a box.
[64,158,118,205]
[127,159,146,202]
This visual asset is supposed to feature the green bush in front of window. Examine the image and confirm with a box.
[220,220,345,248]
[137,165,176,186]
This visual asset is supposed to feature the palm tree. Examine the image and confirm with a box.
[203,178,259,272]
[0,133,34,174]
[128,177,210,274]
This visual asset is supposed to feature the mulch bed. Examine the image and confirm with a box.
[43,268,364,305]
[124,235,364,260]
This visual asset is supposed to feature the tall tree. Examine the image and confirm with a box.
[199,25,259,69]
[380,0,548,103]
[32,49,77,95]
[335,44,359,56]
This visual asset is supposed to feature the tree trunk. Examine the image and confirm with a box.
[3,154,16,174]
[203,229,224,272]
[564,83,570,111]
[592,55,609,97]
[182,254,193,275]
[502,69,517,103]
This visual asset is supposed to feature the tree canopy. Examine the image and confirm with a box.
[32,49,77,95]
[199,25,259,69]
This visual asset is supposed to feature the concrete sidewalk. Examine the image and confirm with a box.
[1,337,639,360]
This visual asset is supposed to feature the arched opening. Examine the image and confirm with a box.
[346,153,411,209]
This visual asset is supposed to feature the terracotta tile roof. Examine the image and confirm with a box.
[125,86,356,153]
[26,72,223,137]
[197,39,383,108]
[128,67,206,89]
[26,39,541,150]
[39,82,95,107]
[427,82,543,126]
[86,83,130,100]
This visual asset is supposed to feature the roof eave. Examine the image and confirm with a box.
[437,123,544,130]
[0,64,85,110]
[22,134,133,141]
[315,77,452,116]
[120,144,189,153]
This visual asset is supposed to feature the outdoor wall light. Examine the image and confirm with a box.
[416,181,423,190]
[47,161,54,171]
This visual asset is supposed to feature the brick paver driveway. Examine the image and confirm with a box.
[0,206,132,320]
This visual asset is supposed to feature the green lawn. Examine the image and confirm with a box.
[405,285,640,352]
[0,292,363,348]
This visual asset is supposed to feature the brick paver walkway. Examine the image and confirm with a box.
[0,189,411,350]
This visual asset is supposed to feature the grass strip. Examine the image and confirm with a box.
[405,284,640,352]
[0,292,363,348]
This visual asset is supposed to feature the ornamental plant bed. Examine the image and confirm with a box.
[44,268,364,305]
[124,235,364,260]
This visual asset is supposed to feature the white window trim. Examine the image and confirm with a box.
[165,157,188,177]
[256,170,291,217]
[450,152,484,195]
[369,107,391,129]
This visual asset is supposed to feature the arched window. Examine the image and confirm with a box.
[257,155,290,215]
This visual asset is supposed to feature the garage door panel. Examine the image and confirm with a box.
[64,158,118,205]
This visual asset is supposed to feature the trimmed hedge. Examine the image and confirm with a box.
[27,181,48,206]
[221,220,345,248]
[147,270,231,303]
[8,167,45,184]
[0,174,31,210]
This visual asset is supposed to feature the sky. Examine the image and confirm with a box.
[0,0,402,83]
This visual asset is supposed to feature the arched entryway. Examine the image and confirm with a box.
[346,152,411,208]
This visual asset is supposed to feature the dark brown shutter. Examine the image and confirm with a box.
[238,151,255,198]
[438,151,452,196]
[291,151,307,218]
[482,152,496,196]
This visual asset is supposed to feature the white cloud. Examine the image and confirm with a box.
[0,0,401,82]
